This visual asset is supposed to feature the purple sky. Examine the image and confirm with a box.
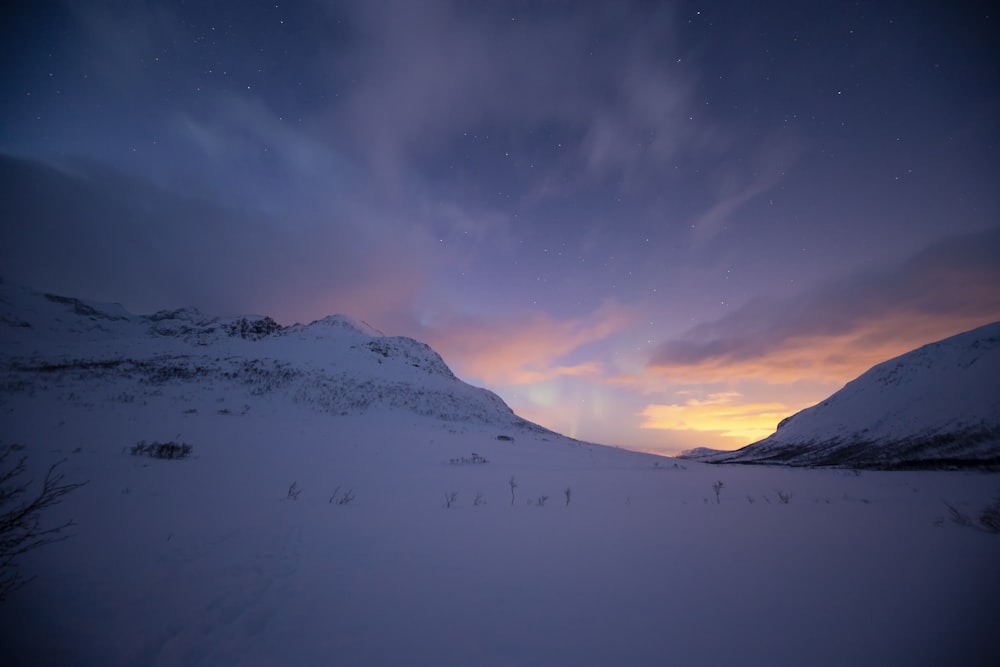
[2,1,998,454]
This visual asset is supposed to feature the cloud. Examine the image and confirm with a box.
[422,301,635,386]
[648,227,1000,383]
[337,1,702,191]
[165,93,363,219]
[0,153,427,322]
[688,131,801,245]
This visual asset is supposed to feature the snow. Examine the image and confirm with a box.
[714,322,1000,468]
[2,283,999,666]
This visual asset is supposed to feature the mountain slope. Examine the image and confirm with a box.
[0,281,547,433]
[709,322,1000,468]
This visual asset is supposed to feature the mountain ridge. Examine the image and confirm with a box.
[0,281,550,434]
[703,321,1000,469]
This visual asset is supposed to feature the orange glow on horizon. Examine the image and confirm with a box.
[431,308,1000,453]
[424,301,635,386]
[633,314,1000,447]
[637,394,793,442]
[647,313,999,385]
[434,308,1000,453]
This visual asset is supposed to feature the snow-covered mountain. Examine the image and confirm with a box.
[707,322,1000,469]
[0,281,549,434]
[3,280,999,666]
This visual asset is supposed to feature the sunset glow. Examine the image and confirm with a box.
[2,1,997,455]
[638,394,790,442]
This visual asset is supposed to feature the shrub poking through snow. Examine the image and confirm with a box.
[474,492,486,506]
[776,490,793,504]
[328,486,356,505]
[130,440,192,460]
[509,475,517,506]
[942,500,974,526]
[941,499,1000,533]
[564,487,572,506]
[287,481,302,500]
[712,480,724,504]
[449,452,488,465]
[980,499,1000,533]
[1,445,88,601]
[443,492,458,508]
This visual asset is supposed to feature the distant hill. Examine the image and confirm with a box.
[706,322,1000,469]
[675,447,728,460]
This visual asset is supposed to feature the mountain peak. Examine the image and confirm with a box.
[298,314,384,338]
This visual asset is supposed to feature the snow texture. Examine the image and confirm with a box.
[2,282,998,666]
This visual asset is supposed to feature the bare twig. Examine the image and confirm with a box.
[1,446,88,601]
[712,480,724,504]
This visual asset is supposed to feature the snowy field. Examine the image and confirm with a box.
[2,397,998,667]
[1,286,997,665]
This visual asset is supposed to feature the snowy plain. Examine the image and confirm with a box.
[1,286,998,666]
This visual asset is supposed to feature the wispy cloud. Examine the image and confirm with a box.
[422,301,636,386]
[338,1,702,194]
[688,131,801,245]
[649,227,1000,383]
[631,228,1000,449]
[0,153,428,322]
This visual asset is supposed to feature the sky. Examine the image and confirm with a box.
[1,0,998,455]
